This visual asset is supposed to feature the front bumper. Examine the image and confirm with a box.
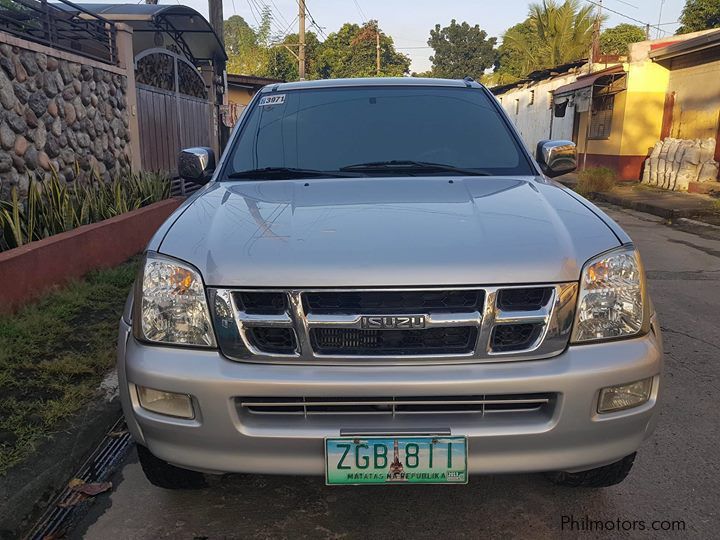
[118,319,662,476]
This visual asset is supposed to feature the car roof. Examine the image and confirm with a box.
[259,77,484,93]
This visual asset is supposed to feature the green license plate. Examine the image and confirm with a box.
[325,436,468,485]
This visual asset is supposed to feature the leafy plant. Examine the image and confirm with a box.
[600,24,647,56]
[575,167,617,197]
[677,0,720,34]
[0,169,170,252]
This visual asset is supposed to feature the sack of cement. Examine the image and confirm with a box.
[699,138,716,163]
[645,142,662,185]
[676,160,700,188]
[698,161,719,183]
[658,139,673,188]
[641,158,651,183]
[669,141,693,190]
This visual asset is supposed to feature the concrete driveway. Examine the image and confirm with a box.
[71,206,720,539]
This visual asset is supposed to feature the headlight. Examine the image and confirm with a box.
[134,253,216,347]
[571,245,647,343]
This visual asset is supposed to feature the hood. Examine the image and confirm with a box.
[158,177,621,287]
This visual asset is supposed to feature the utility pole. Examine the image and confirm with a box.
[209,0,224,45]
[657,0,666,39]
[208,0,228,150]
[376,26,381,76]
[589,0,602,69]
[298,0,306,80]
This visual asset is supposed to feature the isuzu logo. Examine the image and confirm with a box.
[360,316,426,329]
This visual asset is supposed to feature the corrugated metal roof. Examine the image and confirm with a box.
[553,65,625,95]
[649,29,720,62]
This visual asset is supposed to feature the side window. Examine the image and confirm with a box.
[589,94,614,140]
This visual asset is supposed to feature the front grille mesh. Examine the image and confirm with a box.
[304,290,484,314]
[311,327,477,356]
[497,287,553,311]
[491,324,542,352]
[236,292,287,314]
[247,328,296,354]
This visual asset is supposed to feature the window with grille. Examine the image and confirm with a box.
[588,94,614,140]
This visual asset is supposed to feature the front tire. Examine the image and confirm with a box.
[136,444,208,490]
[545,453,636,488]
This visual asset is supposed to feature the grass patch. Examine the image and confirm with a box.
[574,167,617,197]
[0,259,139,475]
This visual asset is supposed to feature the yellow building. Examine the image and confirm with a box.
[226,74,283,126]
[553,29,720,181]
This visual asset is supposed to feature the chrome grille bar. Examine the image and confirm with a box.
[239,394,554,417]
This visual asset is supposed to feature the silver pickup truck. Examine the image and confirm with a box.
[118,78,662,489]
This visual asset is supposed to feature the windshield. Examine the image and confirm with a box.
[225,85,534,178]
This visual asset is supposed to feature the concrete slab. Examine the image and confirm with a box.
[593,186,719,220]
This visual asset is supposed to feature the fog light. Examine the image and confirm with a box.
[598,378,653,413]
[137,386,195,419]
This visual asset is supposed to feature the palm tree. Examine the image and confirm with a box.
[504,0,600,72]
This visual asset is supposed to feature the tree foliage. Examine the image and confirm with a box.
[600,23,647,55]
[677,0,720,34]
[495,19,543,82]
[528,0,596,66]
[316,21,410,78]
[427,20,498,80]
[224,17,408,80]
[224,15,269,76]
[265,32,322,81]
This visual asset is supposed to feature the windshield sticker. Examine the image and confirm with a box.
[259,94,285,106]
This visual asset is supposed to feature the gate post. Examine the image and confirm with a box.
[116,23,142,173]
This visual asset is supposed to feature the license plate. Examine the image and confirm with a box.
[325,436,467,485]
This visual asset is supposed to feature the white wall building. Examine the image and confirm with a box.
[492,61,587,154]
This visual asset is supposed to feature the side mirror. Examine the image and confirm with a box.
[536,140,577,178]
[178,147,216,185]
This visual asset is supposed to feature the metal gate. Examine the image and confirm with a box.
[133,48,216,194]
[136,84,212,176]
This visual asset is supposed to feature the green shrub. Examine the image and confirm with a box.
[574,167,617,197]
[0,170,170,252]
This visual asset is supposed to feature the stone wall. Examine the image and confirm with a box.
[0,39,132,200]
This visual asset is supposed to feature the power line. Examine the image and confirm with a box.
[352,0,368,23]
[303,1,328,39]
[269,0,290,26]
[610,0,638,9]
[583,0,668,35]
[244,0,261,26]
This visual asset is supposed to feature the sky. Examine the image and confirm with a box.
[89,0,686,72]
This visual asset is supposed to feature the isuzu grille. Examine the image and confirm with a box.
[208,284,577,365]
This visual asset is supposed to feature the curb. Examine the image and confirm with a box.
[0,197,183,314]
[591,191,716,220]
[0,393,122,539]
[675,217,720,231]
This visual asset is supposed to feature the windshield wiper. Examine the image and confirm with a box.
[227,167,359,179]
[339,160,492,176]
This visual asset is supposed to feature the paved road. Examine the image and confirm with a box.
[71,206,720,539]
